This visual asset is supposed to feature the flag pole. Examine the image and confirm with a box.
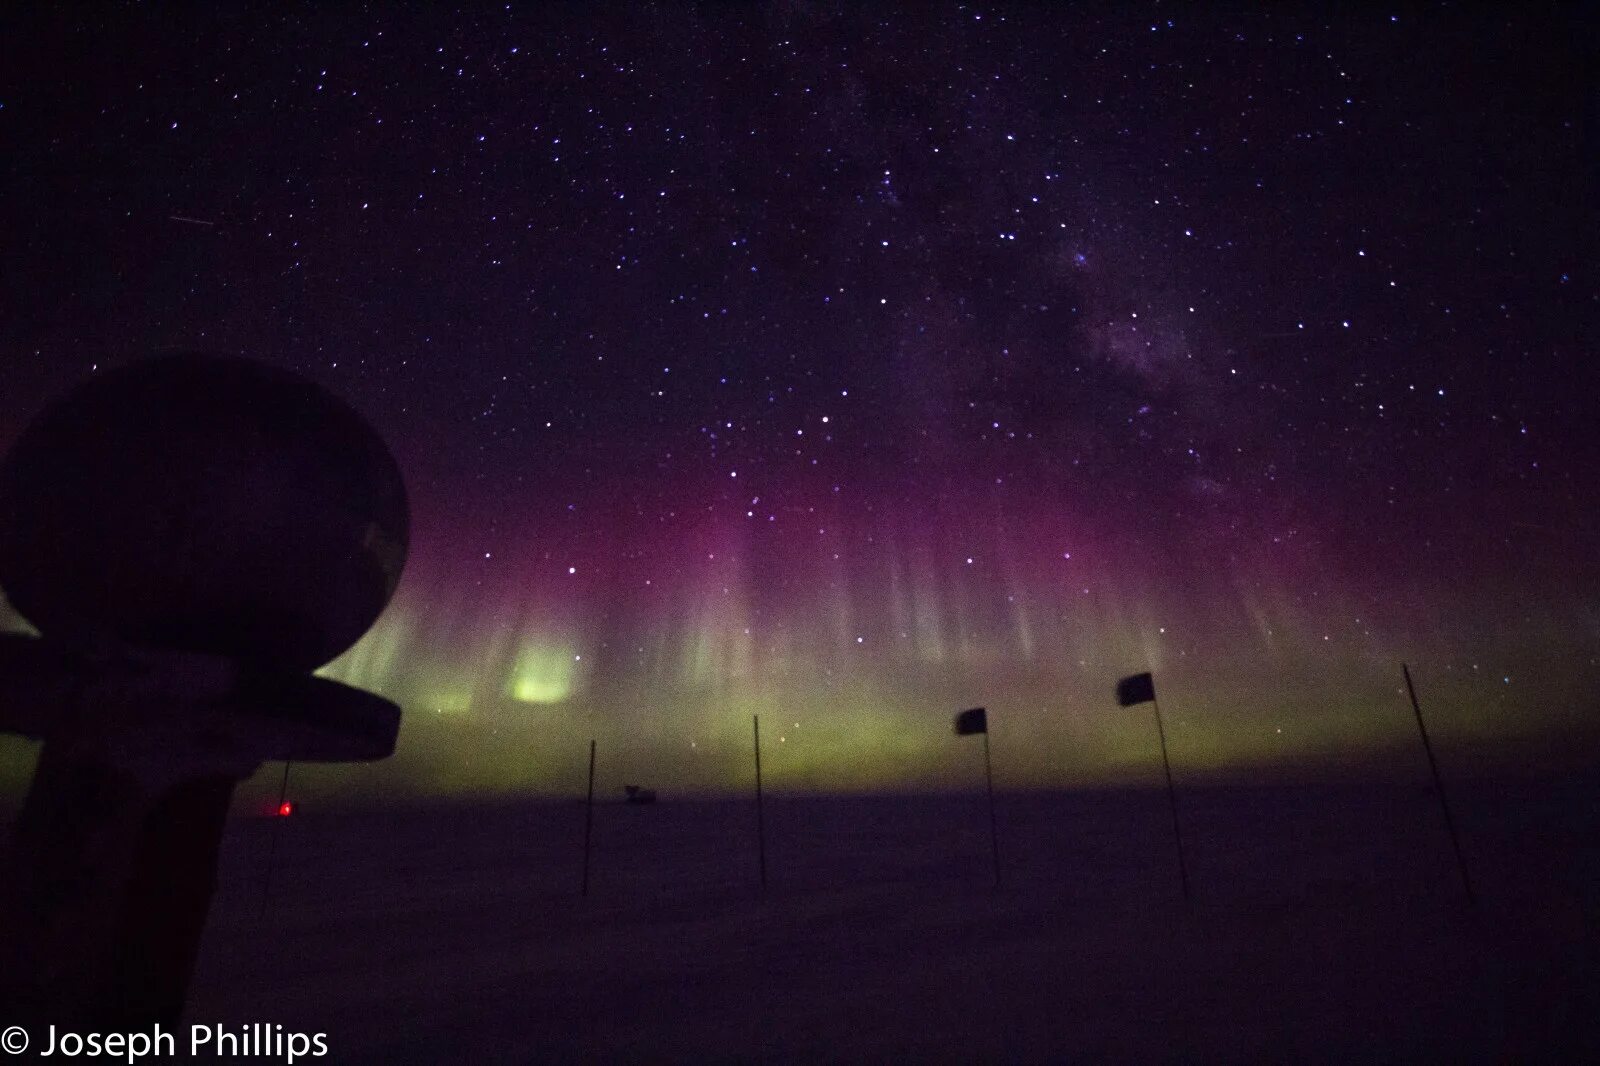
[753,715,767,890]
[581,739,596,896]
[258,759,293,920]
[1150,696,1190,904]
[983,730,1000,887]
[1401,664,1475,907]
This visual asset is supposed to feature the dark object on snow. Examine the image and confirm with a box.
[753,714,766,889]
[1113,670,1189,903]
[624,784,657,804]
[582,739,596,895]
[954,707,1000,885]
[0,354,408,1027]
[954,706,987,735]
[1401,662,1476,907]
[1116,672,1156,707]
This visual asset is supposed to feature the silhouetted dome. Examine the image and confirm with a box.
[0,354,408,671]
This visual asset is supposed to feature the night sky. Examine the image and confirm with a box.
[1,5,1595,800]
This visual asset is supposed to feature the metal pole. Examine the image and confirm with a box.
[582,740,596,896]
[753,715,767,890]
[1402,664,1475,906]
[1151,696,1191,904]
[4,749,239,1026]
[983,730,1000,887]
[258,760,292,919]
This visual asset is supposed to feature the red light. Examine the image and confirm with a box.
[278,801,294,817]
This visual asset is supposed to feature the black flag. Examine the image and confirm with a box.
[1116,672,1156,707]
[954,707,987,735]
[1115,670,1188,901]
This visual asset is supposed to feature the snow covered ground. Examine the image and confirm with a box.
[182,774,1600,1062]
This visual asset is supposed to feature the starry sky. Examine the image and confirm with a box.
[1,5,1595,801]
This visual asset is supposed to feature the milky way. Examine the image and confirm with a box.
[1,6,1594,800]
